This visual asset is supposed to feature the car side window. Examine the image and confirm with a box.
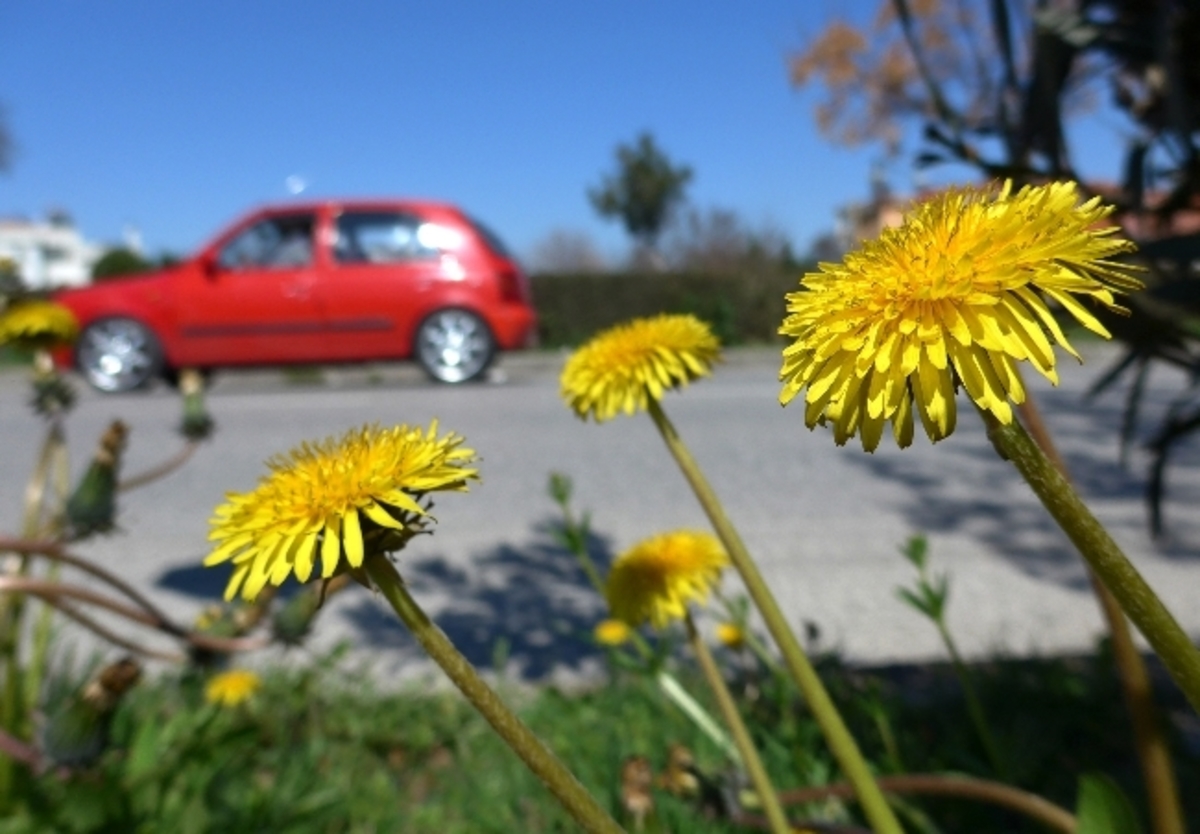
[334,212,439,264]
[218,215,315,270]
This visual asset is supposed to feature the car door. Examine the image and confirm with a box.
[175,211,327,366]
[314,208,442,360]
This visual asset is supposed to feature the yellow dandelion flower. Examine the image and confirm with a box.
[205,421,478,601]
[606,530,728,629]
[0,300,78,350]
[204,669,261,707]
[561,314,721,422]
[779,181,1143,451]
[593,618,633,646]
[714,622,746,650]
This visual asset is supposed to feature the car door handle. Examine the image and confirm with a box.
[281,275,315,300]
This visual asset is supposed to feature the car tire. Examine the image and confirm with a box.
[76,317,165,393]
[414,308,495,383]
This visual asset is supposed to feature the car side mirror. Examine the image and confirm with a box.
[201,255,221,279]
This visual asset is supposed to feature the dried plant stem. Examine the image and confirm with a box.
[1016,396,1184,834]
[0,577,267,657]
[647,400,903,834]
[771,773,1076,833]
[0,537,185,636]
[685,613,790,834]
[365,558,625,834]
[39,600,185,663]
[982,410,1200,714]
[118,441,200,492]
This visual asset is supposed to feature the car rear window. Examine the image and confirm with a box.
[467,216,513,259]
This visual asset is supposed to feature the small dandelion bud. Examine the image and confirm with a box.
[37,657,140,768]
[178,368,214,440]
[66,421,129,539]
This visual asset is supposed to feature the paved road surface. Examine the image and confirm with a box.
[2,346,1197,685]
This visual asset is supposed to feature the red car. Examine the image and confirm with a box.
[54,199,537,392]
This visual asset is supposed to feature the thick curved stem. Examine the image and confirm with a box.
[685,613,790,834]
[983,410,1200,714]
[1016,397,1184,834]
[365,558,624,834]
[646,399,903,834]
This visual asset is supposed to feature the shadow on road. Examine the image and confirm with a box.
[338,519,616,681]
[844,382,1200,590]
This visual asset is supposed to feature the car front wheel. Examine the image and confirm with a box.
[414,309,495,383]
[76,318,165,393]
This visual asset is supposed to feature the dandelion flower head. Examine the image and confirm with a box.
[714,622,746,650]
[0,300,78,350]
[593,618,633,646]
[561,314,721,422]
[205,669,262,707]
[205,421,478,601]
[606,530,728,629]
[779,181,1143,451]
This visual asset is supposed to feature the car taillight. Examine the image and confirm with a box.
[496,265,525,303]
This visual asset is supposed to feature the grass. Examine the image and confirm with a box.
[7,641,1198,833]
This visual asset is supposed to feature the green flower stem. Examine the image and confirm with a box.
[27,434,70,717]
[364,558,625,834]
[0,420,62,811]
[982,410,1200,714]
[1016,395,1184,834]
[646,399,903,834]
[652,669,742,764]
[933,618,1008,780]
[685,612,790,834]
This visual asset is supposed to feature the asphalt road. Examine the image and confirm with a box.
[2,345,1198,685]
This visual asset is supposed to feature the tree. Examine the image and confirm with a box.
[588,132,693,260]
[527,229,608,274]
[91,248,153,281]
[793,8,1200,832]
[662,206,796,274]
[791,0,1200,534]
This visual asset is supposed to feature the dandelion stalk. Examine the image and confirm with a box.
[552,474,741,761]
[365,557,624,834]
[26,433,71,716]
[982,409,1200,713]
[1017,396,1184,834]
[684,612,790,834]
[647,399,902,834]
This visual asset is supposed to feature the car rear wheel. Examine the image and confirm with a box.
[76,318,165,393]
[414,309,495,383]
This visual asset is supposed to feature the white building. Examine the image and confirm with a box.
[0,214,103,289]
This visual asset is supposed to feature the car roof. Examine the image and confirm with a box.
[251,197,463,216]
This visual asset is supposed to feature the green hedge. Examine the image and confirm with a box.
[530,268,809,348]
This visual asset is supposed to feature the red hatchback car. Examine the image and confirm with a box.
[54,199,537,392]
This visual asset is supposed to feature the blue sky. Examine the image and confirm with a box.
[0,2,1124,263]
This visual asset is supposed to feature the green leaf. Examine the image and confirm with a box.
[897,586,937,619]
[901,535,928,569]
[1076,773,1143,834]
